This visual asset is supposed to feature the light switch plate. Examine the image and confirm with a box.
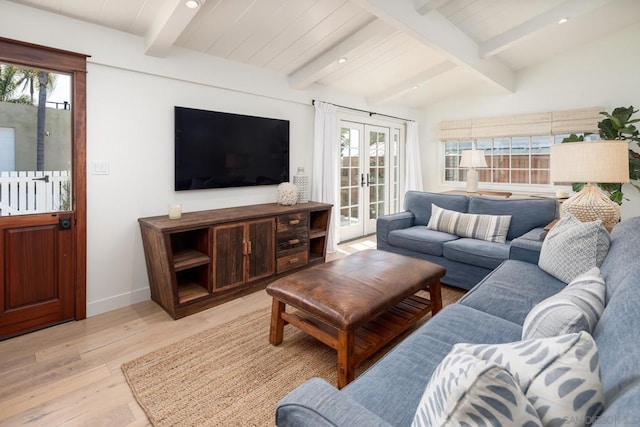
[92,160,110,175]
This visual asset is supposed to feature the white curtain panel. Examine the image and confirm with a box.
[312,101,339,253]
[405,121,424,191]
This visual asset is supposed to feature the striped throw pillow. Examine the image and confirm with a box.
[426,203,512,244]
[522,267,605,340]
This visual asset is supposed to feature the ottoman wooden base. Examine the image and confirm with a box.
[266,249,445,388]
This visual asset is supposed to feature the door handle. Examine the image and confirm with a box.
[366,173,371,187]
[360,173,365,187]
[32,175,50,183]
[59,217,72,230]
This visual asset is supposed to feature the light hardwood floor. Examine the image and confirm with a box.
[0,237,378,426]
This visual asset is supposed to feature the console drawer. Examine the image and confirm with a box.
[277,250,309,273]
[277,231,309,252]
[277,213,309,233]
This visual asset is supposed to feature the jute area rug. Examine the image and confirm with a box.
[121,286,465,426]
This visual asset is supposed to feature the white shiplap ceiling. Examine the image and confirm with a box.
[8,0,640,109]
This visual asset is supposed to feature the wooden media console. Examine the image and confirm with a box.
[138,202,332,319]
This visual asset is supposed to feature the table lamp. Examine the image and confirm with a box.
[550,141,629,228]
[459,149,487,192]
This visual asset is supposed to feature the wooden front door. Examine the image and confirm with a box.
[0,214,75,337]
[0,38,87,339]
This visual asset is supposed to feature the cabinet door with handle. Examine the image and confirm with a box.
[246,218,275,282]
[212,223,245,291]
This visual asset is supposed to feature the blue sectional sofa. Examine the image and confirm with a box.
[376,191,558,289]
[275,217,640,426]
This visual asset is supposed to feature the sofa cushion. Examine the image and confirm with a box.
[459,260,566,325]
[403,191,469,227]
[468,196,557,241]
[443,238,510,270]
[599,217,640,300]
[412,348,542,427]
[426,204,512,244]
[593,269,640,414]
[388,227,458,256]
[522,267,605,340]
[454,332,604,426]
[538,214,610,284]
[342,305,523,426]
[509,228,545,264]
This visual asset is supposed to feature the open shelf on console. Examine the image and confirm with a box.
[173,249,210,271]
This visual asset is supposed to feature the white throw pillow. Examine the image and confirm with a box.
[538,214,610,284]
[412,347,542,427]
[454,332,604,426]
[522,267,606,340]
[426,204,512,244]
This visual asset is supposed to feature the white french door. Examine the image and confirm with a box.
[339,121,403,242]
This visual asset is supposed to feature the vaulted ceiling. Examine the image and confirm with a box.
[9,0,640,109]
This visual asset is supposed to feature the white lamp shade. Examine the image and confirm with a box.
[550,141,629,183]
[459,150,487,168]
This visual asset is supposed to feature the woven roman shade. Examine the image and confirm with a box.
[440,107,602,140]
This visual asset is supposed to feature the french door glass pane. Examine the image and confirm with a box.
[340,127,361,227]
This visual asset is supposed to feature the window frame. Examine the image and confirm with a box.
[441,133,599,190]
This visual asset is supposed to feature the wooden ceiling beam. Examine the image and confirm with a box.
[144,0,206,57]
[288,19,395,90]
[480,0,617,58]
[351,0,515,93]
[366,60,456,106]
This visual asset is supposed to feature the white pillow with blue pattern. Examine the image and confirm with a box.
[413,332,603,427]
[522,267,606,340]
[412,347,542,427]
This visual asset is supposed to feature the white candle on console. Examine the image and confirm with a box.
[168,203,182,219]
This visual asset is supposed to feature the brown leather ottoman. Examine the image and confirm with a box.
[266,249,446,388]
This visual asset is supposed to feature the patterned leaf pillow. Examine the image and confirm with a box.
[412,348,542,427]
[522,267,606,340]
[426,203,512,244]
[538,213,610,284]
[454,332,603,426]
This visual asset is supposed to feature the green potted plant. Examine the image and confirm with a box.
[563,106,640,204]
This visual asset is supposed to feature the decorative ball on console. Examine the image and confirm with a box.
[277,182,298,206]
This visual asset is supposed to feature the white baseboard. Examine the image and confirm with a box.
[86,287,151,317]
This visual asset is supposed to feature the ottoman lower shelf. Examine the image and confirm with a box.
[273,293,434,388]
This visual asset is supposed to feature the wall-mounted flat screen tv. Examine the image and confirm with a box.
[174,106,290,191]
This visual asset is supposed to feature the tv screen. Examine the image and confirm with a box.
[174,106,290,191]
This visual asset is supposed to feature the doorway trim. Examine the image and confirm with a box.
[337,112,405,243]
[0,37,88,320]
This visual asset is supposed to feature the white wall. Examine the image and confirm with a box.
[1,2,418,316]
[420,22,640,220]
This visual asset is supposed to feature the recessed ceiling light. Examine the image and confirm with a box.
[337,57,347,64]
[185,0,200,9]
[558,17,569,24]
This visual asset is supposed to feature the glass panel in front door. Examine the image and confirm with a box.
[0,63,72,216]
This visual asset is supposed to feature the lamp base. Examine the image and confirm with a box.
[561,183,620,229]
[466,168,479,192]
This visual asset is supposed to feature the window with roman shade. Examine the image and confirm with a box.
[441,107,602,186]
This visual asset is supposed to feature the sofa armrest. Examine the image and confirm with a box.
[509,227,546,264]
[376,211,416,250]
[276,378,393,427]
